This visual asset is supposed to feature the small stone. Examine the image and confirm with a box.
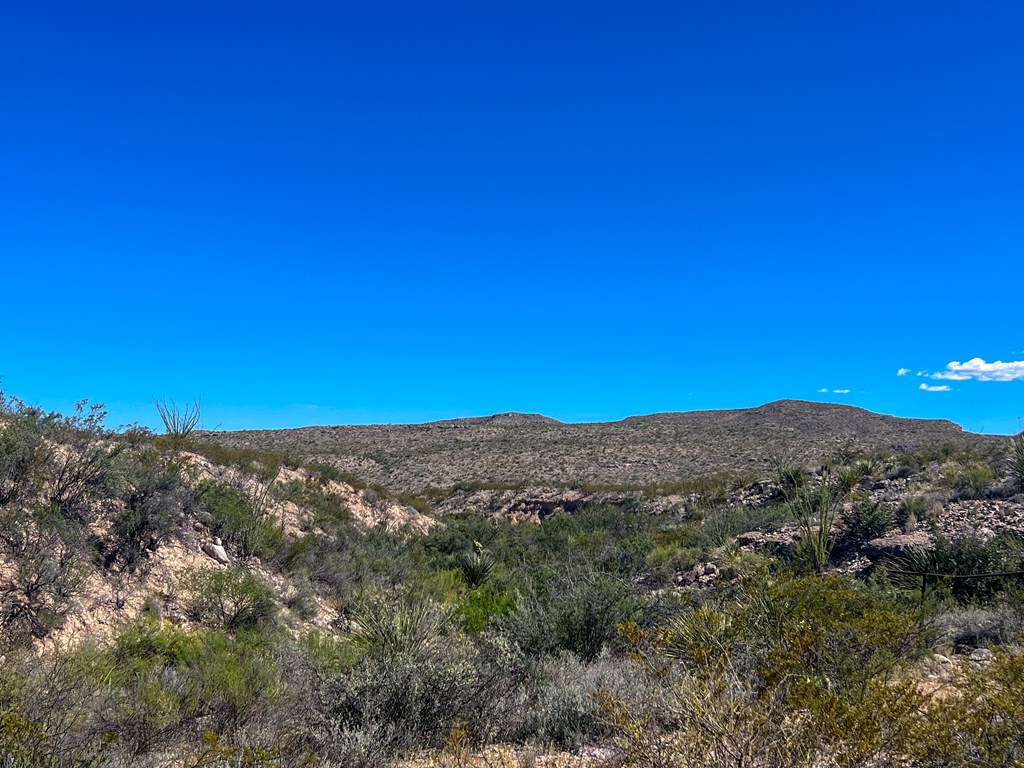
[862,531,931,560]
[969,648,994,664]
[576,745,619,761]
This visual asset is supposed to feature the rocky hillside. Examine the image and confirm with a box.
[204,400,994,493]
[3,392,1024,767]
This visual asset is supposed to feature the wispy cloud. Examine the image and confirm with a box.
[896,368,911,376]
[818,388,850,394]
[919,383,951,392]
[931,357,1024,382]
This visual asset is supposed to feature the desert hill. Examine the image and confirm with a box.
[1,391,1023,766]
[204,400,992,493]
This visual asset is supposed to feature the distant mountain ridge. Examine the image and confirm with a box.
[622,399,967,433]
[429,412,562,427]
[205,400,994,493]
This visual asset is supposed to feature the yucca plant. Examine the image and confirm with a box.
[350,593,452,660]
[663,605,736,669]
[792,473,841,573]
[854,458,879,479]
[455,547,495,589]
[835,466,863,498]
[1008,432,1024,490]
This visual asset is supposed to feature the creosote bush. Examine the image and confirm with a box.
[0,514,85,649]
[43,400,124,523]
[895,494,939,532]
[0,394,46,505]
[943,459,997,499]
[182,567,278,632]
[599,573,931,768]
[106,449,194,572]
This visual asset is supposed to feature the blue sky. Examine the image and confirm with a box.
[1,1,1022,434]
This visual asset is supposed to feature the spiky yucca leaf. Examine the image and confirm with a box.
[1008,433,1024,490]
[663,606,736,669]
[455,550,495,589]
[350,594,452,659]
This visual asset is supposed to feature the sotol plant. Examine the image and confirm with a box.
[1009,432,1024,490]
[792,470,842,573]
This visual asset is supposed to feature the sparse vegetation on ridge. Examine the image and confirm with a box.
[202,400,995,495]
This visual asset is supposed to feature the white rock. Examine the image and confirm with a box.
[202,538,229,565]
[969,648,994,664]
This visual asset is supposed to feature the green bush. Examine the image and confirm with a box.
[276,480,351,532]
[0,515,85,649]
[694,504,793,550]
[891,535,1023,604]
[105,619,284,753]
[304,461,347,485]
[323,625,528,753]
[107,451,193,572]
[501,567,639,662]
[190,442,298,478]
[944,460,997,499]
[644,542,700,585]
[841,499,895,544]
[42,400,124,523]
[182,567,278,632]
[113,616,203,667]
[0,393,46,505]
[456,586,515,633]
[895,494,939,532]
[198,481,283,560]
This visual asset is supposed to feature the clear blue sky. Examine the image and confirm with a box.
[2,1,1022,434]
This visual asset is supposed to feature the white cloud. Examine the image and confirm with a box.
[919,383,951,392]
[818,388,849,394]
[817,388,829,393]
[932,358,1024,382]
[916,371,928,377]
[897,368,911,376]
